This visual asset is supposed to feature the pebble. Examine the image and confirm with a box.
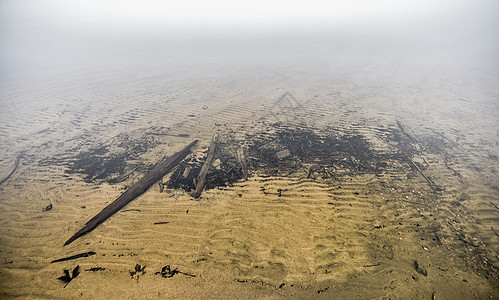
[415,260,428,276]
[276,149,291,160]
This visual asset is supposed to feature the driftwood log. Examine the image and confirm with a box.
[64,140,198,245]
[192,133,219,198]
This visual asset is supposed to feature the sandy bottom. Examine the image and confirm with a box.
[0,65,498,299]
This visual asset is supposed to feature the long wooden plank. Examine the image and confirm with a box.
[64,140,198,245]
[192,133,219,198]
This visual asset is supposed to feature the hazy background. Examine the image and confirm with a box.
[1,0,498,85]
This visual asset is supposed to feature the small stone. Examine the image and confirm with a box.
[276,149,291,160]
[415,260,428,276]
[212,159,221,169]
[383,244,394,259]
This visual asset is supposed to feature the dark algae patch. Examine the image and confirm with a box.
[40,130,160,184]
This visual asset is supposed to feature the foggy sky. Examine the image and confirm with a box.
[1,0,498,83]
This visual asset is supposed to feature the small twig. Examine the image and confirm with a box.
[396,120,417,145]
[0,155,21,186]
[363,263,381,267]
[402,151,439,192]
[490,202,499,210]
[145,133,190,138]
[51,252,96,263]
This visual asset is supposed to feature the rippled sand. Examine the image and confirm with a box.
[0,40,498,298]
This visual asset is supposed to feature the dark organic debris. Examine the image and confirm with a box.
[363,263,381,267]
[415,260,428,276]
[193,133,219,198]
[51,251,96,263]
[396,120,418,146]
[156,265,196,278]
[490,202,499,210]
[57,265,80,288]
[130,264,146,282]
[159,265,177,278]
[43,203,53,212]
[39,132,160,184]
[122,209,141,213]
[153,221,170,225]
[402,151,440,193]
[64,140,198,245]
[167,125,392,193]
[85,267,106,272]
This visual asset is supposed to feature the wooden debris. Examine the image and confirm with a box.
[64,140,198,245]
[122,209,141,213]
[396,120,418,145]
[51,251,96,263]
[363,263,381,267]
[237,146,248,180]
[402,151,439,192]
[182,166,191,178]
[192,133,219,198]
[0,155,21,186]
[85,267,105,272]
[146,132,190,138]
[158,181,165,192]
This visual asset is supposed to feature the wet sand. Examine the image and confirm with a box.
[0,42,498,299]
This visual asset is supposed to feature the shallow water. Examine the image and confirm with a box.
[1,3,498,298]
